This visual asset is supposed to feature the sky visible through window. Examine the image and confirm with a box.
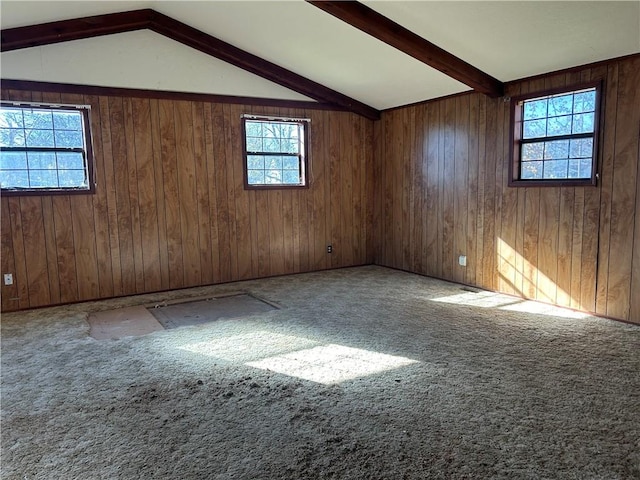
[0,104,89,190]
[520,88,596,180]
[244,119,305,186]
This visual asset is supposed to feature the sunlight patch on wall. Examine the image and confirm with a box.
[177,332,418,385]
[497,237,575,308]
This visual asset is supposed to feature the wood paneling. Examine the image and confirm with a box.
[374,55,640,323]
[2,56,637,324]
[1,90,374,312]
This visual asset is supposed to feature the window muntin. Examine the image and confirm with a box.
[510,83,600,186]
[0,102,94,195]
[242,116,309,189]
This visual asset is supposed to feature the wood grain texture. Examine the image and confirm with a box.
[1,90,373,311]
[374,55,640,323]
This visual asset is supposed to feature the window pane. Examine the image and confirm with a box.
[547,115,572,136]
[567,159,593,179]
[0,108,24,128]
[53,111,82,130]
[523,99,547,120]
[246,137,262,152]
[56,152,84,170]
[572,113,595,134]
[548,94,573,116]
[245,121,262,137]
[247,155,264,170]
[263,123,280,138]
[568,159,581,178]
[23,110,53,129]
[282,170,300,184]
[58,169,86,187]
[265,156,282,169]
[521,161,542,179]
[265,170,282,184]
[579,159,592,178]
[573,90,595,113]
[25,129,55,148]
[0,151,27,169]
[522,142,544,161]
[54,130,83,148]
[281,139,299,154]
[523,119,546,139]
[543,160,568,179]
[247,170,265,185]
[282,156,299,170]
[0,128,26,147]
[29,169,59,187]
[280,123,296,138]
[569,138,593,159]
[27,152,57,170]
[263,138,281,153]
[544,140,569,160]
[1,170,29,188]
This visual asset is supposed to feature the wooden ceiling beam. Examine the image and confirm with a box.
[147,11,379,119]
[307,0,504,98]
[1,9,380,120]
[0,9,153,51]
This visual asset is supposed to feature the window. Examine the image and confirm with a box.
[242,115,309,189]
[509,82,601,186]
[0,101,95,195]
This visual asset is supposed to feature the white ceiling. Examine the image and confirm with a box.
[1,1,639,111]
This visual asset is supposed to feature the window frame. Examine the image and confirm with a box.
[241,115,310,190]
[0,101,96,196]
[508,81,602,187]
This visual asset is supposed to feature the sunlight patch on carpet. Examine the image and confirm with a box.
[177,332,319,363]
[177,332,419,385]
[431,291,591,319]
[247,344,418,385]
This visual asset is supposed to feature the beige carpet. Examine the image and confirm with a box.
[1,266,639,479]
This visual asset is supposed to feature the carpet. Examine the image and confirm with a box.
[1,266,639,479]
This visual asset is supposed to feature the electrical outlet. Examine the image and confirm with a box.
[4,273,13,285]
[458,255,467,267]
[327,245,333,254]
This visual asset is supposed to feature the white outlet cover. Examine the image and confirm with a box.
[4,273,14,285]
[458,256,467,267]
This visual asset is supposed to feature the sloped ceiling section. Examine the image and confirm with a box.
[1,30,314,102]
[1,1,639,112]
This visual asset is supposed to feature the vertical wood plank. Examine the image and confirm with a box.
[85,94,114,299]
[175,101,201,286]
[192,101,213,285]
[150,98,170,290]
[131,97,161,293]
[605,57,640,320]
[158,100,184,289]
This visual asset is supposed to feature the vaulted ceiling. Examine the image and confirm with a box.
[1,1,639,115]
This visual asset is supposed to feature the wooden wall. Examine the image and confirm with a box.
[373,54,640,323]
[1,88,374,311]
